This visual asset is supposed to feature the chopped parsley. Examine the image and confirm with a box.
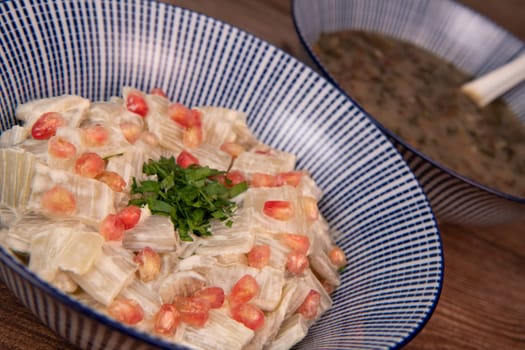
[129,156,248,241]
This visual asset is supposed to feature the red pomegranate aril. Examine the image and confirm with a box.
[48,136,77,159]
[96,171,126,192]
[220,142,245,158]
[302,196,319,221]
[329,246,347,269]
[322,280,336,295]
[134,246,161,282]
[168,103,201,128]
[31,112,65,140]
[276,171,303,187]
[173,296,210,327]
[176,150,199,168]
[230,303,265,331]
[81,124,109,147]
[296,290,321,320]
[75,152,105,178]
[286,252,309,275]
[279,233,310,255]
[126,91,149,117]
[183,125,203,148]
[107,297,144,325]
[139,131,160,147]
[117,205,141,229]
[154,304,181,335]
[193,287,225,309]
[247,244,271,269]
[41,185,76,216]
[226,171,245,186]
[263,200,294,221]
[150,87,167,98]
[119,121,142,144]
[99,214,125,241]
[250,173,277,188]
[229,274,259,306]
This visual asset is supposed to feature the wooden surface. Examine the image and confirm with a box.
[1,1,525,349]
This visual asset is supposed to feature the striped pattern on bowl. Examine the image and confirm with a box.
[292,0,525,226]
[0,1,443,349]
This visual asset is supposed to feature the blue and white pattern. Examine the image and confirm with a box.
[292,0,525,226]
[0,1,442,349]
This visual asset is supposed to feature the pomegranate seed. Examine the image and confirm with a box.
[230,303,265,331]
[154,304,181,335]
[276,171,303,187]
[182,125,203,148]
[321,280,336,294]
[253,145,272,155]
[211,171,245,188]
[220,142,245,158]
[107,297,144,325]
[126,91,148,117]
[250,173,277,188]
[48,136,77,159]
[119,121,142,144]
[168,103,201,128]
[176,150,199,168]
[286,252,309,275]
[225,171,245,187]
[81,124,109,147]
[99,214,125,241]
[150,87,167,98]
[263,200,294,221]
[139,131,159,147]
[247,244,271,269]
[75,152,105,178]
[193,287,225,309]
[31,112,65,140]
[302,196,319,221]
[328,246,347,269]
[134,246,161,282]
[117,205,141,230]
[278,233,310,255]
[173,296,210,327]
[41,185,76,216]
[229,274,259,306]
[96,171,126,192]
[296,290,321,320]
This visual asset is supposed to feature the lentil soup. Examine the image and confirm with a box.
[313,30,525,198]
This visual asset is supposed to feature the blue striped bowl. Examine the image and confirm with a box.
[292,0,525,226]
[0,1,442,349]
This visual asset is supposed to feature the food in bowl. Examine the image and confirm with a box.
[0,1,444,349]
[0,87,346,349]
[312,30,525,198]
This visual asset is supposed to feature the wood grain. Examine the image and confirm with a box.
[1,1,524,349]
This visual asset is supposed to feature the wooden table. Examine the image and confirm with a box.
[1,1,524,349]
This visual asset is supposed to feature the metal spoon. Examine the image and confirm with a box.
[461,53,525,107]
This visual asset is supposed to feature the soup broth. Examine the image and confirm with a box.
[313,30,525,198]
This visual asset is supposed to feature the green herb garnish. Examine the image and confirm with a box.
[103,153,124,161]
[129,156,248,241]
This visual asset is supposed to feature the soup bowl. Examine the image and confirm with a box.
[292,0,525,226]
[0,0,442,349]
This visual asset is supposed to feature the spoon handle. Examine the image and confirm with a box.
[461,53,525,107]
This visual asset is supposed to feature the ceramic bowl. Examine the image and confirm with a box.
[0,1,443,349]
[292,0,525,226]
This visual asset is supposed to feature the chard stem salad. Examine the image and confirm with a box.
[0,87,346,350]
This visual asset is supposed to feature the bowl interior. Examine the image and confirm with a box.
[293,0,525,122]
[292,0,525,221]
[0,1,443,349]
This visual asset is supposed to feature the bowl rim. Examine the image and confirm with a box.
[291,0,525,205]
[0,0,444,349]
